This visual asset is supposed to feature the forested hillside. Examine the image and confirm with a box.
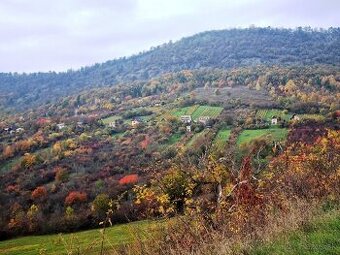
[0,27,339,111]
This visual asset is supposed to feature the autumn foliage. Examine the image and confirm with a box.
[65,191,87,205]
[119,174,139,185]
[31,186,47,200]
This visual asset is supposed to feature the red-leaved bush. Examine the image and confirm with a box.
[119,174,138,185]
[31,186,47,200]
[65,191,87,205]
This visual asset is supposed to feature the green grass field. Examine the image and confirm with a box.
[101,115,121,125]
[171,105,199,117]
[237,128,288,145]
[171,105,223,121]
[166,133,184,145]
[0,220,157,255]
[191,105,223,120]
[213,129,231,149]
[250,210,340,255]
[256,109,292,121]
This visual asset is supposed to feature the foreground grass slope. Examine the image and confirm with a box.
[0,220,156,255]
[250,209,340,255]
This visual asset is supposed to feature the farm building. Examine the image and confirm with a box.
[291,114,300,121]
[3,127,13,133]
[131,118,141,128]
[57,123,66,130]
[198,116,211,125]
[108,120,119,128]
[271,117,278,125]
[16,128,24,133]
[181,115,192,123]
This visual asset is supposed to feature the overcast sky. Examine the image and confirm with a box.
[0,0,339,73]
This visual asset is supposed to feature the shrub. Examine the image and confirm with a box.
[119,174,139,185]
[31,186,47,200]
[65,191,87,205]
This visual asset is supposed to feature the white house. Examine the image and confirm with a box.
[198,116,211,125]
[16,128,24,133]
[271,117,278,125]
[57,123,66,130]
[131,119,141,128]
[108,121,116,128]
[180,115,192,123]
[291,114,300,121]
[186,125,192,132]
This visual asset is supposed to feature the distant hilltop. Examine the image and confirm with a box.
[0,27,339,111]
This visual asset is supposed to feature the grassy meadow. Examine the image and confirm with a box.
[237,128,288,145]
[0,220,157,255]
[256,109,291,121]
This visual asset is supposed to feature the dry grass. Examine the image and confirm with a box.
[114,200,332,255]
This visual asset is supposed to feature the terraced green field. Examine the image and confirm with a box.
[171,105,199,117]
[213,129,231,149]
[0,220,156,255]
[237,128,288,145]
[256,109,291,121]
[191,105,223,120]
[172,105,223,120]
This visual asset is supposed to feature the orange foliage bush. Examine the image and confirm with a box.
[2,145,14,159]
[31,186,47,200]
[119,174,138,185]
[65,191,87,205]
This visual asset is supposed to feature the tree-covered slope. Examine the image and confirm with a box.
[0,27,339,111]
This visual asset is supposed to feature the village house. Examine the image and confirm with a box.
[57,123,66,130]
[180,115,192,123]
[16,128,24,133]
[131,118,141,128]
[186,125,192,132]
[291,114,300,121]
[198,116,211,126]
[4,127,13,133]
[108,121,116,128]
[271,116,278,125]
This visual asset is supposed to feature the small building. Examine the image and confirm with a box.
[4,127,13,133]
[180,115,192,123]
[16,128,24,133]
[198,116,211,126]
[131,118,141,128]
[108,121,116,128]
[77,121,84,127]
[186,125,192,132]
[57,123,66,130]
[291,114,300,121]
[271,117,278,125]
